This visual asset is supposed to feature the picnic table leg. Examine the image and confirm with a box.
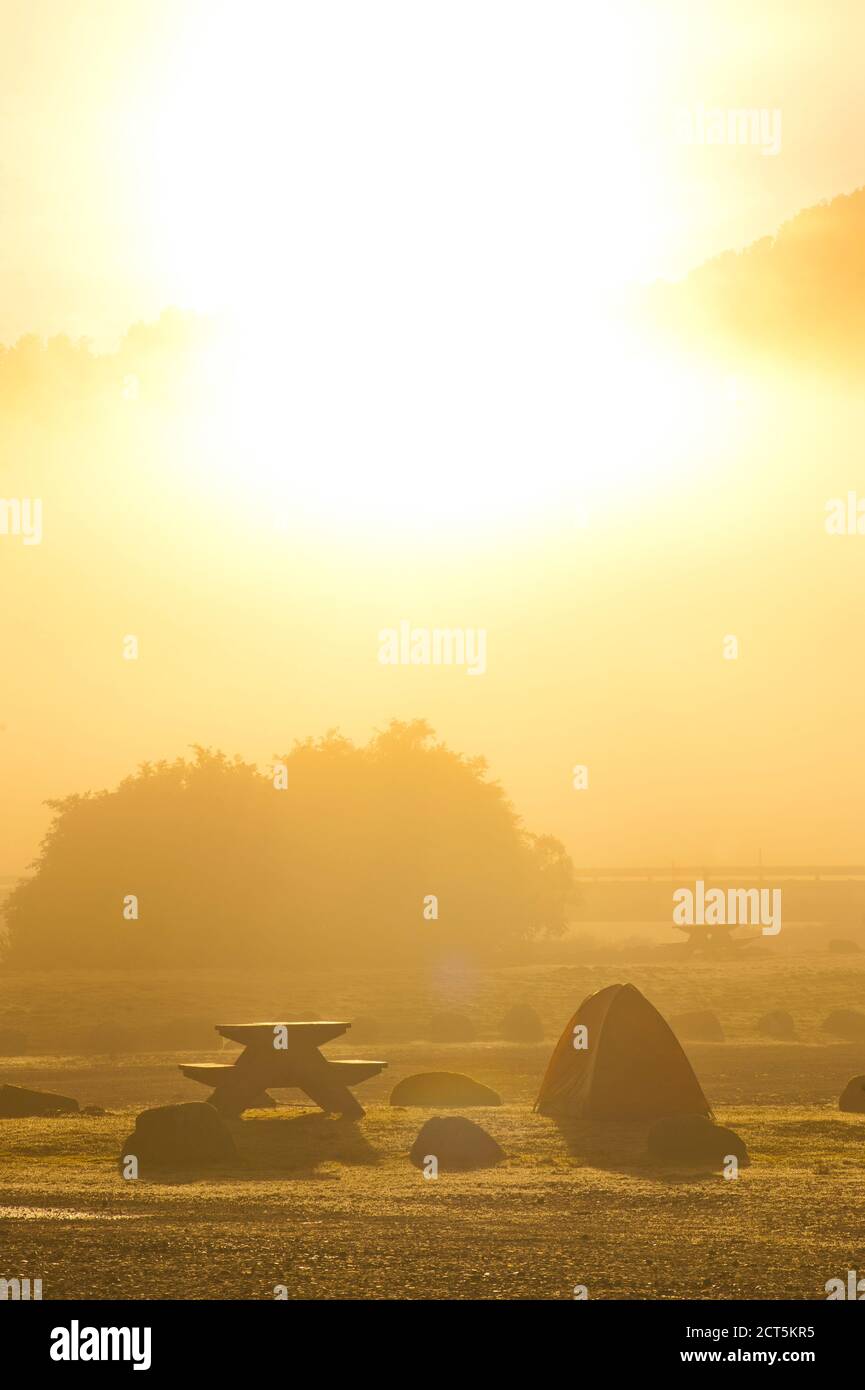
[283,1047,366,1119]
[204,1061,274,1117]
[206,1042,367,1119]
[251,1091,277,1108]
[207,1085,249,1117]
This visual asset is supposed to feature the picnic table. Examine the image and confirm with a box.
[179,1021,386,1120]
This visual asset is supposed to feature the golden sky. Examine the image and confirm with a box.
[3,0,865,344]
[2,1,864,882]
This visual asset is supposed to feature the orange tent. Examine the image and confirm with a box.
[534,982,712,1120]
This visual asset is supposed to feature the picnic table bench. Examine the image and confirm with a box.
[179,1021,386,1120]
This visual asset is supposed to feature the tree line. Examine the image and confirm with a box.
[1,721,576,968]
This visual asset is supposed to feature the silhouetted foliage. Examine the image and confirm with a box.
[0,308,215,419]
[642,185,865,373]
[1,721,576,968]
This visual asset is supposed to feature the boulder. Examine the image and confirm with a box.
[0,1084,79,1117]
[839,1076,865,1113]
[822,1009,865,1041]
[390,1072,502,1107]
[409,1116,505,1172]
[670,1010,725,1042]
[828,939,861,955]
[120,1102,236,1174]
[499,1004,544,1043]
[756,1010,797,1040]
[647,1112,749,1168]
[427,1012,476,1043]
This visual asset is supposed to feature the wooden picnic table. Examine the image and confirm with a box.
[179,1021,386,1120]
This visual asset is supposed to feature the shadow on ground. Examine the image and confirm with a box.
[551,1116,720,1184]
[124,1112,382,1185]
[233,1111,381,1174]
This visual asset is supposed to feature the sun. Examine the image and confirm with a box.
[179,314,724,542]
[144,5,665,307]
[140,4,702,534]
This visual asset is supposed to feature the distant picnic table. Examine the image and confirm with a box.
[179,1022,386,1120]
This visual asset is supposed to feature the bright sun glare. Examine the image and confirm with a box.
[142,4,698,533]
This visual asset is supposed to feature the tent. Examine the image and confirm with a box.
[534,982,712,1120]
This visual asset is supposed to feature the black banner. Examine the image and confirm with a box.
[4,1297,858,1374]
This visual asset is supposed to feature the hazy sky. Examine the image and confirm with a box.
[2,2,864,883]
[2,0,865,344]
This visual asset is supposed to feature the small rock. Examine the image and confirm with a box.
[670,1010,725,1042]
[119,1102,236,1175]
[839,1075,865,1113]
[390,1072,501,1107]
[647,1112,749,1169]
[410,1116,504,1172]
[822,1009,865,1041]
[756,1010,797,1040]
[427,1013,477,1043]
[0,1084,79,1118]
[499,1004,544,1043]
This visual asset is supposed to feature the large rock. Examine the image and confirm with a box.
[822,1009,865,1041]
[756,1010,797,1040]
[499,1004,544,1043]
[390,1072,501,1107]
[427,1012,477,1043]
[409,1116,505,1172]
[828,939,861,955]
[647,1112,749,1168]
[120,1102,236,1173]
[0,1084,79,1117]
[670,1010,725,1042]
[839,1076,865,1113]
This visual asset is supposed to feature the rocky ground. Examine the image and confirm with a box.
[1,954,864,1299]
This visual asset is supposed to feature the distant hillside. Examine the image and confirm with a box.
[642,185,865,371]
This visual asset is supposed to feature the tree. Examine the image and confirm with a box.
[1,723,576,968]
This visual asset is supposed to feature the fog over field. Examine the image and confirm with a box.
[1,0,864,1340]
